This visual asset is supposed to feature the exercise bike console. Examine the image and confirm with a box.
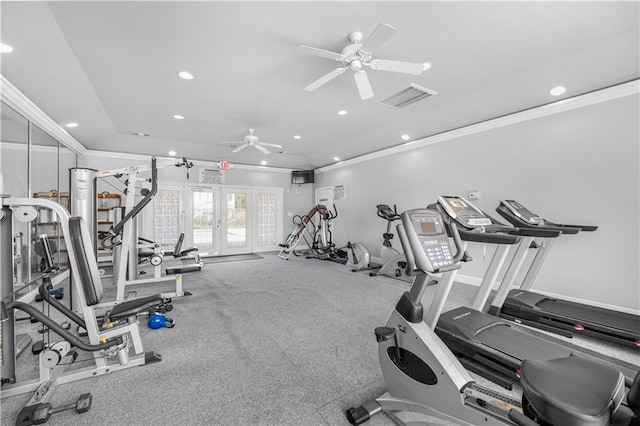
[400,210,460,273]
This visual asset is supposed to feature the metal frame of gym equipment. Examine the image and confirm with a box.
[73,157,195,306]
[368,204,412,283]
[304,204,373,269]
[489,199,640,348]
[429,195,639,390]
[1,197,169,424]
[346,208,640,426]
[278,205,320,259]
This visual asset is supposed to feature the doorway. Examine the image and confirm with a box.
[155,185,283,256]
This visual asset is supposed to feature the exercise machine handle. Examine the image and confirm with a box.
[449,222,466,264]
[2,300,123,352]
[110,157,158,238]
[396,224,420,276]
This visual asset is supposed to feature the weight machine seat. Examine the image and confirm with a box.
[172,233,198,258]
[69,217,169,314]
[520,357,625,426]
[104,294,168,323]
[138,233,198,259]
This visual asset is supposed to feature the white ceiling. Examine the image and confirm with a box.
[1,1,638,169]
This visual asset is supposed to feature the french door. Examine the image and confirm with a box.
[178,186,282,256]
[191,188,221,256]
[221,188,250,255]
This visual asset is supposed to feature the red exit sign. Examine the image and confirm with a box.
[219,160,231,170]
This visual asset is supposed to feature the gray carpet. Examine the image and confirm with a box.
[2,254,638,425]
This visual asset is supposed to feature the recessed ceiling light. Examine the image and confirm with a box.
[337,110,348,116]
[333,157,341,162]
[130,131,150,137]
[0,43,14,53]
[65,122,78,128]
[549,86,566,96]
[422,62,432,71]
[177,71,194,80]
[293,135,302,140]
[173,114,185,120]
[260,160,267,166]
[401,134,410,141]
[168,150,177,156]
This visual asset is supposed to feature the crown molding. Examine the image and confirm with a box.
[316,79,640,173]
[82,149,295,173]
[1,75,87,155]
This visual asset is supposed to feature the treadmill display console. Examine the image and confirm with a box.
[437,196,492,228]
[500,200,544,225]
[402,210,454,273]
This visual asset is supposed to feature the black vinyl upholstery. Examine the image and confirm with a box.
[68,216,170,318]
[521,357,625,426]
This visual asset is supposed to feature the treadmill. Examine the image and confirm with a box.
[494,199,640,348]
[426,195,639,389]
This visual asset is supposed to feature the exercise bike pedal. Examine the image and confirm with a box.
[374,327,395,343]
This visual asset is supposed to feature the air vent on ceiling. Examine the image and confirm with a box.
[376,84,437,109]
[130,131,150,137]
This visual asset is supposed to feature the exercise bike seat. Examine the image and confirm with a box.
[520,356,625,426]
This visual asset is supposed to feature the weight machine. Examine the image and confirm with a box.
[78,157,198,305]
[1,197,171,424]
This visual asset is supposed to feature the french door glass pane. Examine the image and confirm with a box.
[193,191,214,250]
[153,190,179,251]
[257,193,276,246]
[226,192,247,249]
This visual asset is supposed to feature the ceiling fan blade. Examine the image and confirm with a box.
[232,144,249,153]
[298,45,345,61]
[369,59,425,75]
[354,70,374,100]
[254,144,270,155]
[218,141,242,145]
[360,23,397,55]
[258,142,283,149]
[304,67,346,91]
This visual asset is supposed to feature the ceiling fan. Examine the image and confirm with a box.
[218,129,282,154]
[299,23,430,100]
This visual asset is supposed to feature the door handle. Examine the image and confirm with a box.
[216,220,221,230]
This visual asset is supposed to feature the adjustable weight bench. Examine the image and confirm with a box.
[165,233,205,274]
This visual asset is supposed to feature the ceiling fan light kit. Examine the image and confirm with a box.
[299,22,431,100]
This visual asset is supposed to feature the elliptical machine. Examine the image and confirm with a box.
[305,204,374,271]
[347,207,640,426]
[368,204,411,282]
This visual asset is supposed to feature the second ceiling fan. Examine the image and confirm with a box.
[299,23,430,100]
[218,128,282,154]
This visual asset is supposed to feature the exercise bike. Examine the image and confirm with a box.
[368,204,411,282]
[347,207,640,426]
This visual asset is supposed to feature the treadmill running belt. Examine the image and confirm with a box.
[536,298,640,334]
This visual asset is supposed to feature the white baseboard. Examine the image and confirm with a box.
[453,274,640,316]
[372,260,639,315]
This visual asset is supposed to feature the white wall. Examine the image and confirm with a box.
[314,94,639,312]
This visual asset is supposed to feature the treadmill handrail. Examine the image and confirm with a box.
[428,202,522,245]
[504,226,562,238]
[495,204,593,234]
